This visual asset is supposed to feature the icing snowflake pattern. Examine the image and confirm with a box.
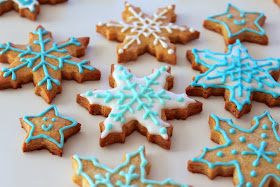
[0,0,38,12]
[190,39,280,111]
[80,65,195,140]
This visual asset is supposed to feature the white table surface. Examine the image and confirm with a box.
[0,0,280,186]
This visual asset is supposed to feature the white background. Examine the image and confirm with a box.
[0,0,280,186]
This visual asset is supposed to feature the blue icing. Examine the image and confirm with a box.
[239,136,246,143]
[234,19,246,26]
[190,111,280,187]
[0,27,94,91]
[206,3,266,37]
[190,40,280,112]
[160,127,167,134]
[231,149,238,155]
[262,124,269,130]
[73,146,188,187]
[43,117,47,121]
[246,182,252,187]
[229,128,236,134]
[250,170,257,177]
[217,151,224,157]
[23,105,78,148]
[261,133,268,139]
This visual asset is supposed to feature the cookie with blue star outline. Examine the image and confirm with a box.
[204,3,268,45]
[72,146,189,187]
[20,105,81,156]
[188,111,280,187]
[0,25,101,104]
[186,39,280,118]
[0,0,67,21]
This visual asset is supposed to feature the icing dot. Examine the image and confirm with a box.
[240,13,245,18]
[160,66,166,71]
[231,149,238,155]
[43,117,47,121]
[261,133,268,139]
[217,151,224,157]
[277,164,280,170]
[160,127,167,134]
[246,182,252,187]
[118,49,124,54]
[229,128,236,134]
[167,5,173,9]
[106,123,113,130]
[262,124,269,130]
[117,65,124,71]
[227,14,233,18]
[52,118,56,122]
[126,3,130,6]
[239,136,246,143]
[250,170,257,177]
[168,49,174,54]
[189,28,195,33]
[177,97,184,102]
[97,22,103,26]
[85,91,93,97]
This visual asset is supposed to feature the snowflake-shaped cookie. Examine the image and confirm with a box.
[0,0,67,20]
[186,39,280,118]
[77,64,202,149]
[72,146,189,187]
[204,3,268,45]
[188,111,280,187]
[0,25,100,103]
[21,105,81,156]
[96,2,199,64]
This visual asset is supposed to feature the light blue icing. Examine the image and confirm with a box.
[217,151,224,157]
[206,3,265,37]
[277,164,280,170]
[160,127,167,134]
[86,91,93,96]
[0,0,38,12]
[23,105,78,148]
[106,124,113,130]
[177,97,184,102]
[229,128,236,134]
[239,136,246,143]
[246,182,252,187]
[261,133,268,139]
[231,149,238,155]
[43,117,47,121]
[190,111,280,187]
[41,124,53,131]
[0,27,94,91]
[234,19,246,26]
[52,118,56,122]
[73,146,188,187]
[190,40,280,112]
[250,170,257,177]
[262,124,269,130]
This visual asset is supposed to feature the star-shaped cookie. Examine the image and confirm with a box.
[77,64,202,149]
[96,2,199,64]
[204,3,268,45]
[186,40,280,118]
[188,111,280,187]
[0,0,67,20]
[0,25,101,103]
[275,0,280,6]
[20,105,81,156]
[72,146,188,187]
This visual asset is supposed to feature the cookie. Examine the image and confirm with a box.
[275,0,280,6]
[96,2,199,64]
[0,0,67,20]
[20,105,81,156]
[186,40,280,118]
[204,3,268,45]
[77,64,202,149]
[188,111,280,187]
[0,25,101,104]
[72,146,188,187]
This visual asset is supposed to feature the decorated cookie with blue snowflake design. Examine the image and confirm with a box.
[77,64,202,149]
[186,39,280,118]
[0,25,101,103]
[0,0,67,20]
[72,146,189,187]
[188,111,280,187]
[20,105,81,156]
[204,3,268,45]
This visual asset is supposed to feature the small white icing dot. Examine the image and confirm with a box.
[189,28,195,33]
[126,3,130,6]
[179,27,186,31]
[98,22,104,26]
[118,49,124,54]
[167,5,173,9]
[168,49,174,54]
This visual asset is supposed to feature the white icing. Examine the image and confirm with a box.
[168,49,174,54]
[80,65,195,140]
[167,5,173,10]
[189,28,195,33]
[118,49,124,53]
[2,0,39,12]
[97,22,104,26]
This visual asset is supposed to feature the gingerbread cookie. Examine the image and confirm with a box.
[96,2,199,64]
[188,111,280,187]
[77,64,202,149]
[0,0,67,20]
[275,0,280,6]
[0,25,101,104]
[186,40,280,118]
[72,146,188,187]
[20,105,81,156]
[204,3,268,45]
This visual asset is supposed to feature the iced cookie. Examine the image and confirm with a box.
[20,105,81,156]
[0,25,101,103]
[72,146,188,187]
[77,64,202,149]
[96,2,199,64]
[188,111,280,187]
[204,3,268,45]
[186,40,280,118]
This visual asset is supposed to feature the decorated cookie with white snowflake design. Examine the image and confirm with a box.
[204,3,268,45]
[72,146,189,187]
[20,105,81,156]
[186,39,280,118]
[96,2,199,64]
[77,64,202,149]
[0,25,101,104]
[188,111,280,187]
[0,0,67,20]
